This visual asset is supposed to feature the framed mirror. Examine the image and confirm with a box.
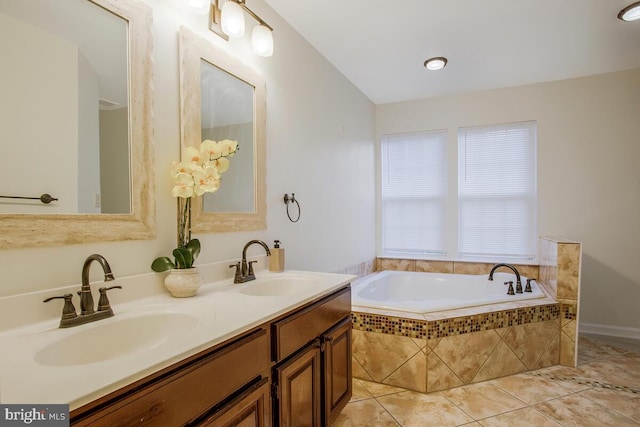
[179,27,266,233]
[0,0,155,249]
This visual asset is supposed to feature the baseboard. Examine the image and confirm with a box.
[579,322,640,340]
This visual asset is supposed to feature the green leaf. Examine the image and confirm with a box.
[151,257,176,272]
[186,238,201,261]
[173,247,194,269]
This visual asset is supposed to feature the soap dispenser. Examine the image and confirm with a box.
[269,240,285,272]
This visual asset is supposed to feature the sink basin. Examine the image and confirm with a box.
[239,276,319,297]
[35,312,199,367]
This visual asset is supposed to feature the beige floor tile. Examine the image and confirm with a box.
[578,387,640,423]
[535,394,639,427]
[489,373,574,404]
[330,398,400,427]
[581,334,640,353]
[575,353,640,388]
[478,407,562,426]
[578,335,630,361]
[351,379,373,402]
[359,379,407,397]
[530,366,594,393]
[440,382,526,419]
[376,390,474,427]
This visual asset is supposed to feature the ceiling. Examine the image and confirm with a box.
[264,0,640,105]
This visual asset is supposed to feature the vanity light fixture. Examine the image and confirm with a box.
[207,0,274,57]
[618,1,640,21]
[424,57,448,71]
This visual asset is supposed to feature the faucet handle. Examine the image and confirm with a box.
[43,293,77,320]
[248,260,258,276]
[97,285,122,312]
[505,281,515,295]
[525,278,533,293]
[229,262,242,283]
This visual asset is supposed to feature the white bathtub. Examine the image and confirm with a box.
[351,270,546,313]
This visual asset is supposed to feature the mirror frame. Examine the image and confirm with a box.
[179,27,266,233]
[0,0,155,249]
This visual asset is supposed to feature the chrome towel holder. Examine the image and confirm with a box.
[283,193,300,223]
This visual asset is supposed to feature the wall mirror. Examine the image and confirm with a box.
[0,0,155,249]
[179,27,266,233]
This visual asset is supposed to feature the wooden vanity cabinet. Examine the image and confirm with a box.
[70,285,352,427]
[271,286,352,426]
[70,327,271,426]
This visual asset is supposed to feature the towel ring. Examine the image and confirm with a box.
[283,193,301,223]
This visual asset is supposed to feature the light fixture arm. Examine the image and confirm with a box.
[210,0,272,39]
[235,0,273,31]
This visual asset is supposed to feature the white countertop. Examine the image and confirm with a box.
[0,269,354,410]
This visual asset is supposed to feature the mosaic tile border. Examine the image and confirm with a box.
[352,303,560,340]
[562,303,578,321]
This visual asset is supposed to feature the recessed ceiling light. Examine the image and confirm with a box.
[618,1,640,21]
[424,57,448,71]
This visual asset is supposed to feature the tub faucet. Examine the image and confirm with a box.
[488,263,522,290]
[44,254,122,328]
[231,240,271,283]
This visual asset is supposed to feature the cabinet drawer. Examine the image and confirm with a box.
[72,328,270,426]
[272,286,350,362]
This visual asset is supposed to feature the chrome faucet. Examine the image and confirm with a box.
[230,240,271,283]
[44,254,122,328]
[488,263,522,293]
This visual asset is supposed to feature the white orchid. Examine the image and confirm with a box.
[153,139,239,273]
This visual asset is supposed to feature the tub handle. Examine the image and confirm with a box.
[525,278,533,293]
[505,281,515,295]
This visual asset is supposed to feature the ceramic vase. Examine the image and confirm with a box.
[164,268,201,298]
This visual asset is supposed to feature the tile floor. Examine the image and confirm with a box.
[332,334,640,426]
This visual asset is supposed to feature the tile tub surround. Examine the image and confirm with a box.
[375,238,582,368]
[351,244,583,393]
[539,237,582,367]
[332,334,640,427]
[351,306,560,393]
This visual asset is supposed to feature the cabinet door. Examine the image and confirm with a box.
[275,343,322,427]
[323,318,352,424]
[199,378,271,427]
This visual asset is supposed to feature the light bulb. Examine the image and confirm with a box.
[424,57,447,71]
[618,2,640,21]
[221,0,245,37]
[252,25,273,57]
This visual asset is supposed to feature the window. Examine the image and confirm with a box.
[458,121,537,261]
[380,121,537,262]
[381,130,448,256]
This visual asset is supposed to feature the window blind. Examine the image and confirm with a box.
[381,130,448,256]
[457,121,537,261]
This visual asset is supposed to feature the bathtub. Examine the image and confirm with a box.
[351,270,546,313]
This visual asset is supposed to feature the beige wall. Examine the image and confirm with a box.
[376,68,640,333]
[0,12,78,214]
[0,0,376,297]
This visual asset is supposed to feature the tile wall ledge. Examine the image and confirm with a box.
[539,236,582,244]
[0,255,269,333]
